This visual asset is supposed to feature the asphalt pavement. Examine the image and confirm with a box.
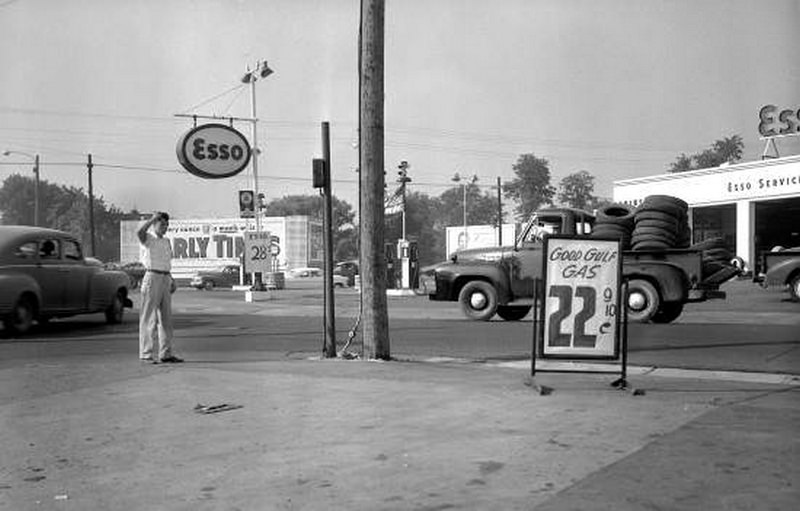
[0,279,798,510]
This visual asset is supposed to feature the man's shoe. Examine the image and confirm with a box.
[140,356,154,363]
[160,355,184,364]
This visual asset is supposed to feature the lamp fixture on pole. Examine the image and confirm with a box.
[240,60,274,232]
[452,172,478,250]
[3,150,40,227]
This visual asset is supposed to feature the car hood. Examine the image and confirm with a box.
[449,245,512,264]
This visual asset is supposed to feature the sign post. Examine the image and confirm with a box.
[243,230,272,297]
[529,235,635,393]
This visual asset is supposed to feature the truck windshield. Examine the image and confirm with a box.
[517,213,564,245]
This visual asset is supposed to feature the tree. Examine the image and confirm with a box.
[668,135,744,173]
[557,170,595,210]
[502,153,556,220]
[0,174,125,261]
[437,183,497,228]
[384,191,445,267]
[265,194,357,262]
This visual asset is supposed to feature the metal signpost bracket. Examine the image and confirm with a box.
[526,235,642,396]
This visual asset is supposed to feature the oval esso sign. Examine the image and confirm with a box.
[176,124,252,179]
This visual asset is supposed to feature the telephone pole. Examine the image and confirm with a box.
[87,154,95,256]
[360,0,390,360]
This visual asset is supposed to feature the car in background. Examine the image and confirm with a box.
[287,267,322,278]
[334,260,359,287]
[120,261,146,289]
[190,265,242,290]
[0,226,133,335]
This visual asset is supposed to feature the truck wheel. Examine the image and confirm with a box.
[3,295,36,335]
[105,291,126,324]
[626,279,660,323]
[496,305,531,321]
[790,274,800,302]
[651,302,684,324]
[203,280,214,291]
[458,281,498,321]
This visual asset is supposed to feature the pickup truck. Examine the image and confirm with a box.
[754,248,800,301]
[429,207,739,323]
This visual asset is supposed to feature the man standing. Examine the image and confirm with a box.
[137,211,183,364]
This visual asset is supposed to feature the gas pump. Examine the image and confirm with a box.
[384,242,396,289]
[396,239,419,290]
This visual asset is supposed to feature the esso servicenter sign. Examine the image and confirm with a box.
[176,123,252,179]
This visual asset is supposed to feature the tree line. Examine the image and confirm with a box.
[0,135,743,267]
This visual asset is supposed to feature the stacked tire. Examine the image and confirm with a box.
[690,237,733,277]
[590,203,635,250]
[631,195,691,250]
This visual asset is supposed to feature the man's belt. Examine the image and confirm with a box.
[146,269,171,275]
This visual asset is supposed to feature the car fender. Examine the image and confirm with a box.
[89,271,131,310]
[433,262,511,304]
[0,273,42,313]
[764,257,800,287]
[623,262,689,303]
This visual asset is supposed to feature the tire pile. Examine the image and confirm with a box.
[630,195,691,250]
[591,195,735,280]
[691,237,734,278]
[590,203,635,249]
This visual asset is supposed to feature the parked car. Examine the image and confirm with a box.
[190,265,242,290]
[333,273,350,288]
[287,267,323,278]
[0,226,133,335]
[754,247,800,301]
[121,261,146,289]
[334,260,359,287]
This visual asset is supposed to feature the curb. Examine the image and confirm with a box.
[485,359,800,386]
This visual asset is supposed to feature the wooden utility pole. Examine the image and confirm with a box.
[88,153,95,256]
[321,122,336,358]
[497,176,503,246]
[360,0,390,359]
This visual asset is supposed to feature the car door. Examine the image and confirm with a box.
[508,213,566,299]
[34,237,67,313]
[59,238,94,311]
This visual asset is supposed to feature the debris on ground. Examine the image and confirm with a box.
[193,403,243,414]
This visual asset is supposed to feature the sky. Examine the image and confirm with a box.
[1,0,798,220]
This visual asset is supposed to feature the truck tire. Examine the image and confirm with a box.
[626,279,660,323]
[458,281,498,321]
[790,274,800,302]
[651,302,684,324]
[496,305,531,321]
[596,204,635,228]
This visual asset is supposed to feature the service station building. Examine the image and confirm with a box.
[613,154,800,272]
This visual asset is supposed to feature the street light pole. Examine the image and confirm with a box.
[397,160,411,240]
[241,60,274,233]
[3,150,40,226]
[452,172,477,250]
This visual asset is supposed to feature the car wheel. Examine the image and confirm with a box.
[458,281,498,321]
[496,305,531,321]
[790,274,800,302]
[626,279,660,323]
[3,295,36,335]
[203,280,214,291]
[651,302,684,324]
[105,291,125,324]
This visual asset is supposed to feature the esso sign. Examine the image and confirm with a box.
[176,123,252,179]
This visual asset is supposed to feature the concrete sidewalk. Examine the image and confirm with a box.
[0,357,797,510]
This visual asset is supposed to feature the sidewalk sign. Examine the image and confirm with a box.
[529,235,634,393]
[243,230,272,274]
